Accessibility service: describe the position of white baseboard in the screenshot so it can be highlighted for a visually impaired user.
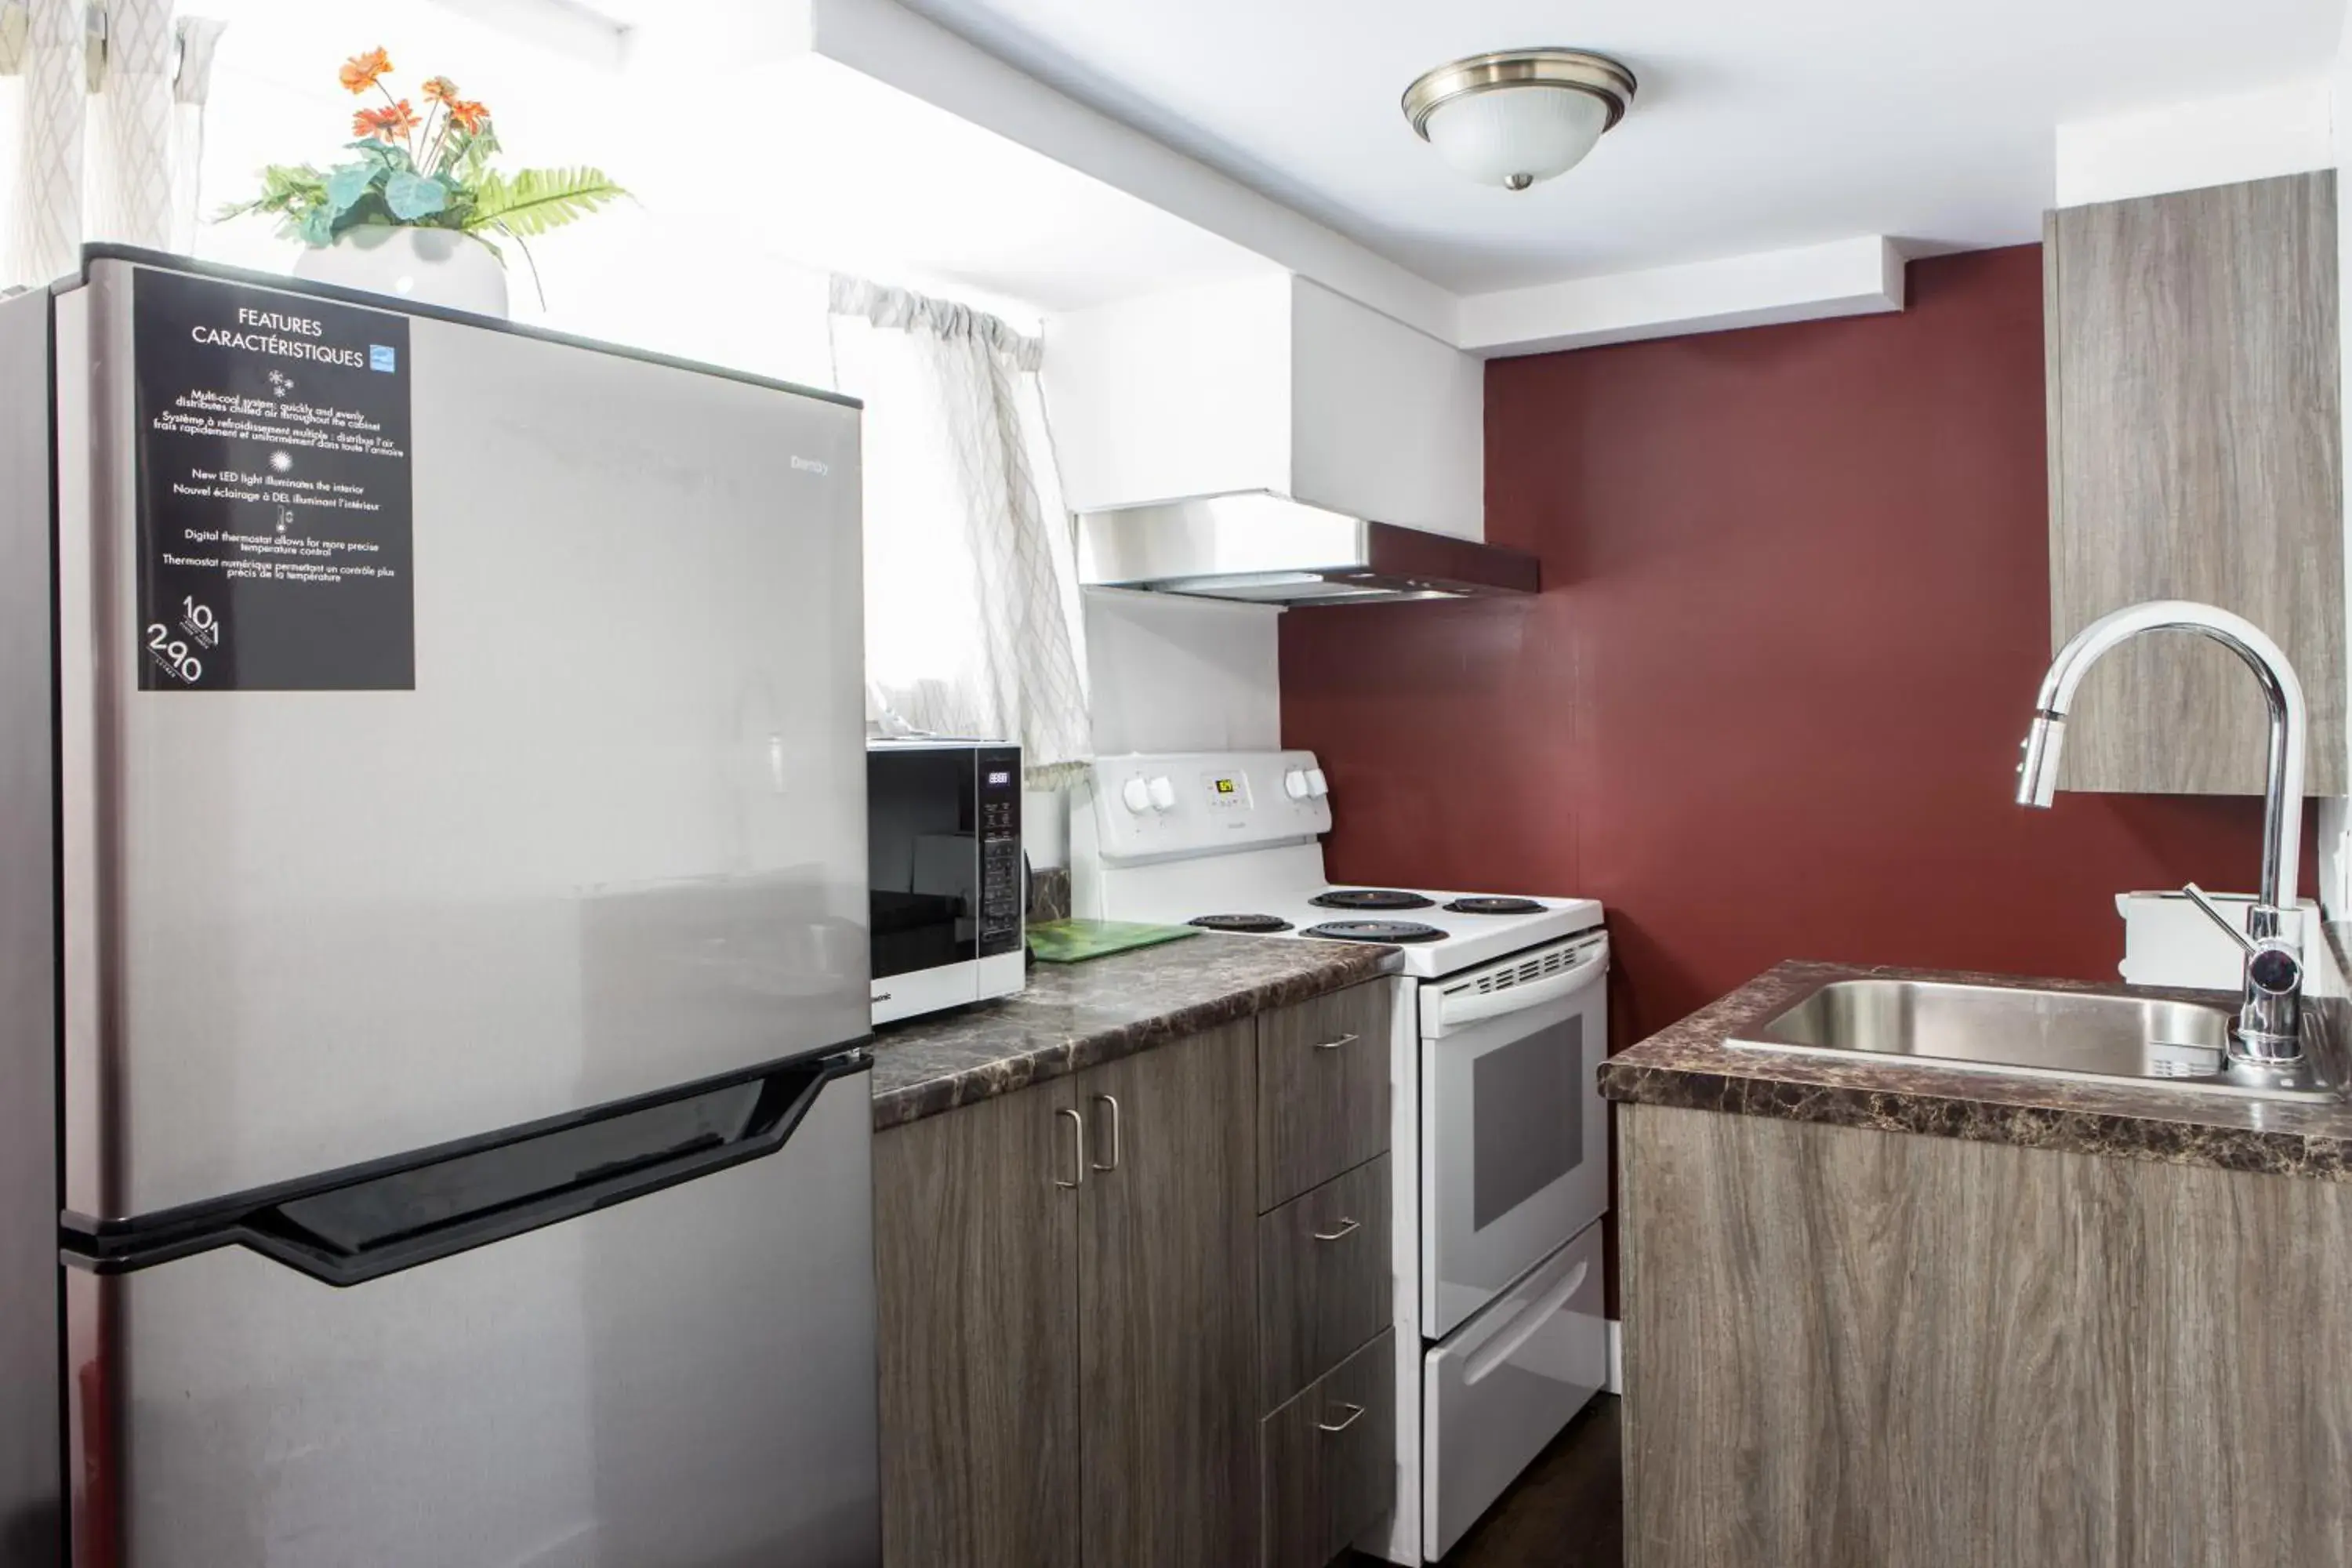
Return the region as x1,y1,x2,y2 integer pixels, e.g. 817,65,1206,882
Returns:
1606,1318,1623,1396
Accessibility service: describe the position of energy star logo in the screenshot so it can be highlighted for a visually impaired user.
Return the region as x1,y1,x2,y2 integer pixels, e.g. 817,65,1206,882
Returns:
368,344,397,372
791,456,829,476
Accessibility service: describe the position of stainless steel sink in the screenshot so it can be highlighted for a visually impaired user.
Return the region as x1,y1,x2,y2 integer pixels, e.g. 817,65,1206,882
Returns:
1727,978,2339,1102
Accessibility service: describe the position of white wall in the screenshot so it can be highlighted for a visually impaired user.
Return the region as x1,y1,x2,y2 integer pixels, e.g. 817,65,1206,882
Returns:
1082,588,1281,756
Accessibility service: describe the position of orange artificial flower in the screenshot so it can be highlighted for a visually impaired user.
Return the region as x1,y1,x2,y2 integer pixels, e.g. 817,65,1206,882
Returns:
353,100,421,141
339,48,392,95
420,75,459,104
448,99,491,133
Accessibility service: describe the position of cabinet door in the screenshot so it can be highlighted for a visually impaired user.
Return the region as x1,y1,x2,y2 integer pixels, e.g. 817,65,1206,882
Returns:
2046,171,2345,794
876,1082,1082,1568
1077,1022,1261,1568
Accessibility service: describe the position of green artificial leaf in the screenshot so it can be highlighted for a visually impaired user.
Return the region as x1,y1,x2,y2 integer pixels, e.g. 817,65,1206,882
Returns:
296,205,336,248
383,170,449,221
323,163,376,217
464,167,627,239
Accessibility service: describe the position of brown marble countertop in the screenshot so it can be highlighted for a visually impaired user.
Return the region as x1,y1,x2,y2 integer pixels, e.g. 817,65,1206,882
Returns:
1600,959,2352,1182
866,932,1402,1131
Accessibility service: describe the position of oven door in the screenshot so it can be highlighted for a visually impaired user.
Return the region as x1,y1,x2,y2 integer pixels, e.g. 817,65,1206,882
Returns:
1418,931,1609,1341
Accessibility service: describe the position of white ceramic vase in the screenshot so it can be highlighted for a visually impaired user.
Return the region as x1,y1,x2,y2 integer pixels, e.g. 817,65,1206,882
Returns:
292,226,510,318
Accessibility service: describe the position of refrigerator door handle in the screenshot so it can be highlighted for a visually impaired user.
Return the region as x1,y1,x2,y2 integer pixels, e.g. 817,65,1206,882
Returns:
65,1051,870,1288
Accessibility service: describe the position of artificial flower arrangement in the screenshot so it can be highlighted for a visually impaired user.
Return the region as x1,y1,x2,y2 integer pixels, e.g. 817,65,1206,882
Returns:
220,48,624,281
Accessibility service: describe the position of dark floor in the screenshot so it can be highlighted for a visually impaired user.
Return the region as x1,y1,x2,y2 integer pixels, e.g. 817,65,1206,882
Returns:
1347,1393,1623,1568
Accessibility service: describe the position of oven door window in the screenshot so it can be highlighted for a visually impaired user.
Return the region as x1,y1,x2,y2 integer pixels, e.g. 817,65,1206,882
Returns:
1472,1014,1584,1230
869,749,977,979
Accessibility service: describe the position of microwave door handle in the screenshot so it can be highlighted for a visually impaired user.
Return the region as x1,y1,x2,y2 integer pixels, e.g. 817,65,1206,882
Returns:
1435,949,1607,1032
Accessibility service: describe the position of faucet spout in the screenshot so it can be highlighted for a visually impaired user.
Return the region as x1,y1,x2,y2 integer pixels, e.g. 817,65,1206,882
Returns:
2016,600,2309,1065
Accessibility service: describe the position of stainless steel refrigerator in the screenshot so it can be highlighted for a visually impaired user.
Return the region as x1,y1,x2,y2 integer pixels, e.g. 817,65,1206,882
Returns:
0,249,879,1566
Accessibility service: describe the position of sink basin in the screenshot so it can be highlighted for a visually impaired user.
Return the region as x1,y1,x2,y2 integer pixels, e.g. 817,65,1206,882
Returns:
1727,978,2339,1102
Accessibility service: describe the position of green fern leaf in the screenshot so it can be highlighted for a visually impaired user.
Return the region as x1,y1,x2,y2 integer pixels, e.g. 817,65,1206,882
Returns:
463,167,627,241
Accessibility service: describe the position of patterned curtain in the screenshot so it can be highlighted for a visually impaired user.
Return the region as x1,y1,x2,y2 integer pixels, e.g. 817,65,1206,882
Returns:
829,275,1093,786
0,0,225,290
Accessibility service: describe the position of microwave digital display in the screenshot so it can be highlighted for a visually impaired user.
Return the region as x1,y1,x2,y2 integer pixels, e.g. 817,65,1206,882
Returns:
986,770,1011,786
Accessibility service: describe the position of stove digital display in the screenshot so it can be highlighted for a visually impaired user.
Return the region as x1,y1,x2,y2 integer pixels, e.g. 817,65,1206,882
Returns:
1199,771,1250,810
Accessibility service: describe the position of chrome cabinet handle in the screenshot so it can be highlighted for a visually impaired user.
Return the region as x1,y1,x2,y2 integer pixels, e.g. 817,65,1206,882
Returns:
1054,1108,1085,1189
1312,1216,1360,1243
1317,1402,1367,1434
1315,1032,1359,1052
1089,1093,1120,1172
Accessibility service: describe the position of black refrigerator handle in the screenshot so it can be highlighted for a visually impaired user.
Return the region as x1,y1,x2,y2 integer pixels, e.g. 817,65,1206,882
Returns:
65,1051,869,1287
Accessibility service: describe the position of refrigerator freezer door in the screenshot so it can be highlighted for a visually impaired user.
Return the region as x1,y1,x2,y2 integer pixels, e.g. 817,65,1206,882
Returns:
63,258,869,1220
69,1058,880,1567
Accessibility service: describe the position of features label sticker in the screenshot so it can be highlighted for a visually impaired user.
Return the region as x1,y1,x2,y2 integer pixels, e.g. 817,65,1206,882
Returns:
132,267,415,691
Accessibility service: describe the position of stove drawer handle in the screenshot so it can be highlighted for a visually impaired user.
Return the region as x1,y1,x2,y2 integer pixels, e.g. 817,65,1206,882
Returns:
1314,1032,1359,1053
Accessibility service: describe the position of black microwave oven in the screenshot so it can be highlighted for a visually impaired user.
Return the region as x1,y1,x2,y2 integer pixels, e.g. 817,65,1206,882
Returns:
867,739,1025,1024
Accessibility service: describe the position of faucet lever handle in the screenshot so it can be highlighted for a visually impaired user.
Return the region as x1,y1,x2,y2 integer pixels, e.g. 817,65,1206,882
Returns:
2181,883,2260,958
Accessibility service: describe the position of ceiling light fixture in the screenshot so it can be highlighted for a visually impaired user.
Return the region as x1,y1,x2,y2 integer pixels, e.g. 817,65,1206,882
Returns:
1402,49,1637,191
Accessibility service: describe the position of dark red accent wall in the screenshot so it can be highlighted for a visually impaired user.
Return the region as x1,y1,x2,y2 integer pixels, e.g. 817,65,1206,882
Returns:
1281,245,2314,1049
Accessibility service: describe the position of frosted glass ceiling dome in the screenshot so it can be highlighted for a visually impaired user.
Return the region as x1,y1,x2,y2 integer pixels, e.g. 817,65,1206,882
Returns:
1403,49,1637,192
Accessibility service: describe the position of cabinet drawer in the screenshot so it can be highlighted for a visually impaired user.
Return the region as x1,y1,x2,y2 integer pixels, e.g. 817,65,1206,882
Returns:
1259,1154,1391,1410
1260,1328,1395,1568
1258,982,1392,1212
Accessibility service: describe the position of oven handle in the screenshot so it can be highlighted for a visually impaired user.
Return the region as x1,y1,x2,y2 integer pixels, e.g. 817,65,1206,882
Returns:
1429,946,1606,1034
1463,1258,1590,1386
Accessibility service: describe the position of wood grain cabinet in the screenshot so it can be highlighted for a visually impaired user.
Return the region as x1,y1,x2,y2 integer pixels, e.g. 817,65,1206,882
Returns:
1076,1022,1260,1568
876,1022,1258,1568
874,1078,1081,1568
2044,170,2346,794
876,982,1398,1568
1621,1103,2352,1568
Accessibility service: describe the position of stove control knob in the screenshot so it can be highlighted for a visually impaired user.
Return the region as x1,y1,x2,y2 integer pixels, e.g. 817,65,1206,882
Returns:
1283,768,1312,800
1120,777,1152,815
1147,776,1178,812
1306,768,1330,798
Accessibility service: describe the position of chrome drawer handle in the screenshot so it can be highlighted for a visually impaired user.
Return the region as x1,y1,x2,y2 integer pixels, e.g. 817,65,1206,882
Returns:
1314,1032,1359,1052
1318,1402,1367,1434
1312,1217,1361,1243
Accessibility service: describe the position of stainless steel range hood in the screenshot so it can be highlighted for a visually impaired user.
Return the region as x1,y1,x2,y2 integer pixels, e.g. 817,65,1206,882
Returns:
1075,492,1541,606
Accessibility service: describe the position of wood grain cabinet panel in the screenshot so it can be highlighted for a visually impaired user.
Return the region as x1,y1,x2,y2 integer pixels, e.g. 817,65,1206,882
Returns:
1260,1329,1397,1568
1258,1153,1392,1411
1258,982,1392,1212
1620,1103,2352,1568
1076,1021,1261,1568
2045,171,2345,794
874,1080,1081,1568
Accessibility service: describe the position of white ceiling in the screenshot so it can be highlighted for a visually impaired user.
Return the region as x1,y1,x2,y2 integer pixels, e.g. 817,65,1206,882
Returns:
892,0,2345,293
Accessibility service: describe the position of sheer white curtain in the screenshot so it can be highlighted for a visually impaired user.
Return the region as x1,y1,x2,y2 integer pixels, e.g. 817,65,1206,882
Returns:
1,0,225,290
829,275,1091,785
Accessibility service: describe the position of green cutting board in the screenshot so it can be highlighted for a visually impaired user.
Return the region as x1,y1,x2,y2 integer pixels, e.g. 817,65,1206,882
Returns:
1027,919,1202,964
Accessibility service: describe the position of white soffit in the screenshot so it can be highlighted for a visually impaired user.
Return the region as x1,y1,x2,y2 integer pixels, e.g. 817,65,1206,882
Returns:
2054,78,2334,208
1459,236,1905,358
486,0,1922,350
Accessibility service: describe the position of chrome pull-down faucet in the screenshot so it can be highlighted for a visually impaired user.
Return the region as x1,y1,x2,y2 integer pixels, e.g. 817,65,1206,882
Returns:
2016,600,2308,1067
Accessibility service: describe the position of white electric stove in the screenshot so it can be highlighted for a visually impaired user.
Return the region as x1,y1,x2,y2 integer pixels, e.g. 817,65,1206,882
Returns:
1071,750,1613,1564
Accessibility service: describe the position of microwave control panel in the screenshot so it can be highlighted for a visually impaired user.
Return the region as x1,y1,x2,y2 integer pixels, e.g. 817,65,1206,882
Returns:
976,746,1024,956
